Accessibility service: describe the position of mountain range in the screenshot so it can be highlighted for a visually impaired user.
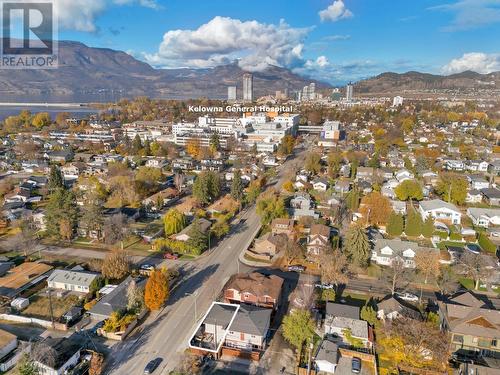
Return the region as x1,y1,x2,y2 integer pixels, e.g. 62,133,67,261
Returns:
0,40,498,102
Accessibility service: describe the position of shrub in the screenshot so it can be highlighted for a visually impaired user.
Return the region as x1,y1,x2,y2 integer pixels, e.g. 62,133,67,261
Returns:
478,233,496,254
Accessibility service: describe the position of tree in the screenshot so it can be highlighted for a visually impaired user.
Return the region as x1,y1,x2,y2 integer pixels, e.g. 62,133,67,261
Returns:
415,249,441,284
127,279,144,312
342,328,364,348
458,252,493,290
343,224,370,268
382,258,410,295
103,214,129,245
186,139,201,159
386,212,404,236
192,171,221,205
436,266,458,297
283,180,295,193
421,216,434,238
305,152,321,174
132,134,142,154
16,353,39,375
174,173,184,193
209,133,220,154
436,173,468,205
284,239,304,265
359,192,392,226
230,170,244,201
80,195,104,238
345,187,360,211
378,318,449,371
48,165,63,192
89,352,104,375
45,188,78,239
186,219,209,254
395,180,423,201
163,209,186,236
282,309,315,352
31,112,51,129
144,269,169,310
320,249,350,290
405,208,423,237
360,302,378,327
102,249,130,280
278,135,295,155
256,192,288,225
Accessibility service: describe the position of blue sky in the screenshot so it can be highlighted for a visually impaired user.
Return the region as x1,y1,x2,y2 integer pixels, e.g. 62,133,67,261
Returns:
53,0,500,83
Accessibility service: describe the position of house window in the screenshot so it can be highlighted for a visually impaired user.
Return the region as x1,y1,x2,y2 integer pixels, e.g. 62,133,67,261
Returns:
452,334,464,343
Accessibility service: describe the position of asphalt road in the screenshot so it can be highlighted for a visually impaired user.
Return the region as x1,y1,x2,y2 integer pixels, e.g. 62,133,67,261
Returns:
105,147,308,375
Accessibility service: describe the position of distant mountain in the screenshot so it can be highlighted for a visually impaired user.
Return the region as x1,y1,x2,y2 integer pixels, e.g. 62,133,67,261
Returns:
0,40,329,102
354,70,500,94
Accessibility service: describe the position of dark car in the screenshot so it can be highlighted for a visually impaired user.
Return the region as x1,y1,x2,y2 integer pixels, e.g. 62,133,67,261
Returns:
287,265,305,272
144,358,163,374
351,357,361,373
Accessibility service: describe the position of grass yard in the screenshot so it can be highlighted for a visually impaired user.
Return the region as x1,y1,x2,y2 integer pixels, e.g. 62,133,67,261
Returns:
458,278,487,292
23,294,80,320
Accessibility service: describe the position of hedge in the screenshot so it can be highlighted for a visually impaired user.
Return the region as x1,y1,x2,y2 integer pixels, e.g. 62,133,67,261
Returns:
478,233,497,254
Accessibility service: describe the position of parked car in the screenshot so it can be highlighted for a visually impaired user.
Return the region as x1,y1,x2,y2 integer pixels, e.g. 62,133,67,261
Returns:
351,357,361,373
315,283,334,289
287,265,305,273
144,358,163,374
164,252,179,260
140,264,155,271
395,292,419,302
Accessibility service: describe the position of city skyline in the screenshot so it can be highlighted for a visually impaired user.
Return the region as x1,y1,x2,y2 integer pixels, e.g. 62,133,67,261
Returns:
20,0,500,84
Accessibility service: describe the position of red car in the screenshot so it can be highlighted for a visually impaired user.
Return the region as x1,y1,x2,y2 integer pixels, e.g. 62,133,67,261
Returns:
164,252,179,260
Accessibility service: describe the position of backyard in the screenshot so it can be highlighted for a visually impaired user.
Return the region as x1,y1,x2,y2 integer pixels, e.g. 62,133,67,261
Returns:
22,293,80,320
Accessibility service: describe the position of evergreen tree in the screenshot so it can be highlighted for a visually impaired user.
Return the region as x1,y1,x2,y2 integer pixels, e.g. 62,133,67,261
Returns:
343,224,370,268
230,169,244,201
132,134,142,154
209,133,220,153
187,219,208,255
48,165,63,192
422,216,435,238
45,188,79,239
192,171,221,205
405,208,423,237
143,139,151,156
386,212,404,236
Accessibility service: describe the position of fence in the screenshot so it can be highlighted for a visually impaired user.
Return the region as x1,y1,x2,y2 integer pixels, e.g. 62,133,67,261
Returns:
0,313,68,330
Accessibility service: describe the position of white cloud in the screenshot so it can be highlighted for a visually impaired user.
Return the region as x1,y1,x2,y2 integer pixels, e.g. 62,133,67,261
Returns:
53,0,158,32
144,16,312,71
429,0,500,31
442,52,500,74
319,0,353,22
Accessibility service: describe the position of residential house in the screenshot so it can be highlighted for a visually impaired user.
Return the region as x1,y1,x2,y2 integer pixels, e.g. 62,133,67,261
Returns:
376,295,421,321
419,199,462,225
466,160,489,173
289,193,319,220
33,336,82,375
174,218,211,242
224,272,284,310
371,239,420,268
252,232,287,260
355,167,374,181
0,329,19,372
445,159,465,171
44,149,74,163
468,175,490,191
488,161,500,176
314,338,340,374
467,208,500,228
467,189,484,204
395,169,414,182
307,224,331,256
189,302,271,360
390,200,407,215
324,302,372,349
0,262,53,298
47,269,98,293
481,188,500,206
312,178,329,192
270,218,295,239
145,157,168,169
334,180,351,194
89,276,146,320
438,292,500,358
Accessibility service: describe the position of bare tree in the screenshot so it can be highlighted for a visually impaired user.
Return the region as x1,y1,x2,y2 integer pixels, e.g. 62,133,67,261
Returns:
103,214,129,245
319,249,350,290
457,252,493,290
382,257,411,295
102,249,130,280
415,249,441,284
436,266,458,297
31,341,58,369
174,172,184,194
283,239,304,266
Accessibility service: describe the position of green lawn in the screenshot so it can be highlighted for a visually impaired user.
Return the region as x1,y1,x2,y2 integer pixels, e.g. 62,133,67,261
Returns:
459,278,487,292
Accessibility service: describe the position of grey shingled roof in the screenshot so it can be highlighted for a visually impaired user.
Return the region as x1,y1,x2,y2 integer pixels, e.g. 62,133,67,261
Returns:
315,338,339,363
326,302,360,319
229,304,271,336
419,199,460,213
47,269,98,288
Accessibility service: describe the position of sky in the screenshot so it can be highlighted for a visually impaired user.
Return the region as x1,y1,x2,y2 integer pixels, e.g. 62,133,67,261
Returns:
45,0,500,83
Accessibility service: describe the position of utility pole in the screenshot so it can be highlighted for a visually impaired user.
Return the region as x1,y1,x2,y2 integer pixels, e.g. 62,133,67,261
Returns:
47,289,55,329
186,291,198,323
306,339,314,375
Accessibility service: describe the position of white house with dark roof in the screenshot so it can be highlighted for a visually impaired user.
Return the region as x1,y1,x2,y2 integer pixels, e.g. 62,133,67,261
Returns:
371,239,420,268
419,199,461,225
324,302,371,349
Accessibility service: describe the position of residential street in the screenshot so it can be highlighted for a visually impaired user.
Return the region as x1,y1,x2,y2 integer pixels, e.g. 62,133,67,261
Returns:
104,147,308,374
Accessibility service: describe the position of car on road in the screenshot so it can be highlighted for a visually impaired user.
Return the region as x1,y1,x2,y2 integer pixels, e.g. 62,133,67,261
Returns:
140,264,155,271
351,357,361,373
164,252,179,260
315,283,334,289
395,292,419,302
144,358,163,374
287,265,305,272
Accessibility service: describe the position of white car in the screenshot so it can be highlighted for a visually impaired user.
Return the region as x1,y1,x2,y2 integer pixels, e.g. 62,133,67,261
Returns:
315,283,334,290
395,292,419,302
